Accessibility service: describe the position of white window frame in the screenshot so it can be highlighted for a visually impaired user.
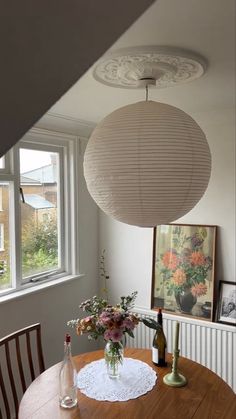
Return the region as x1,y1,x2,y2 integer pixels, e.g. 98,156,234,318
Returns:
0,128,80,298
0,187,2,211
0,154,10,173
0,223,4,250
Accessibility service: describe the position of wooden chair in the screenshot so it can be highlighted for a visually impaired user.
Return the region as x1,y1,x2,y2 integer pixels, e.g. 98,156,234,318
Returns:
0,323,45,419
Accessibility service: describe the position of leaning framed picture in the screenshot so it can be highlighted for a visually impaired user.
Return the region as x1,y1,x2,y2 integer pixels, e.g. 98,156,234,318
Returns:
151,224,217,321
217,281,236,326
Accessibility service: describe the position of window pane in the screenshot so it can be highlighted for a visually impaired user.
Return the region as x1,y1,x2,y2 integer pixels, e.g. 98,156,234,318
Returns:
0,183,11,291
0,157,5,169
20,149,60,279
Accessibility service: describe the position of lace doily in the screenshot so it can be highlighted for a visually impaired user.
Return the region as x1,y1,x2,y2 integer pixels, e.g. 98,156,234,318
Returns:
77,357,157,402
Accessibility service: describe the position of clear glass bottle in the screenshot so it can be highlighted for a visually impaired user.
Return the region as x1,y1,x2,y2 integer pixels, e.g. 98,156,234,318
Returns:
59,334,77,408
152,308,167,367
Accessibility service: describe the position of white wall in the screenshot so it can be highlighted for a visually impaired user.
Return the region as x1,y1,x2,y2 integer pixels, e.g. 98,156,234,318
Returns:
0,105,234,375
99,108,235,310
0,134,99,367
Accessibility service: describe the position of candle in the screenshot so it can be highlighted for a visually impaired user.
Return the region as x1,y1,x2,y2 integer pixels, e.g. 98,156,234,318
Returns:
174,321,180,351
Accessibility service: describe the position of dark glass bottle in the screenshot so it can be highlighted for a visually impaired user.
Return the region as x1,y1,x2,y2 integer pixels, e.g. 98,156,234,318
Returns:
152,308,167,367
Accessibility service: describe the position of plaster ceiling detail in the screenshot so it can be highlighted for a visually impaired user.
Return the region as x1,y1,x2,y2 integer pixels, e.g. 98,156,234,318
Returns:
47,0,235,124
93,46,206,89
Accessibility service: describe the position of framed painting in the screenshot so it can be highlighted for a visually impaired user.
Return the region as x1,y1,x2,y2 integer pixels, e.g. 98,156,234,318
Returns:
217,281,236,326
151,224,217,321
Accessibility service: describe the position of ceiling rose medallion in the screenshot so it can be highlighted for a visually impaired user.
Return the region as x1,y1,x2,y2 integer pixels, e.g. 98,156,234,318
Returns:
93,46,206,89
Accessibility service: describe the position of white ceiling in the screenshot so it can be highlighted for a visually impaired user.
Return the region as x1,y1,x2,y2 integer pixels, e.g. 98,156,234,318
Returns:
48,0,235,126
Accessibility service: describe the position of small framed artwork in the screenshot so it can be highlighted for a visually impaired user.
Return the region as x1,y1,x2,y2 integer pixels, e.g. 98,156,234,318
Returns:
217,281,236,326
151,224,217,321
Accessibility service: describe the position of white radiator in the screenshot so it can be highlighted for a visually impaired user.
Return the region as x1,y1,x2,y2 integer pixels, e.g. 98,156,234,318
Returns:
127,307,236,392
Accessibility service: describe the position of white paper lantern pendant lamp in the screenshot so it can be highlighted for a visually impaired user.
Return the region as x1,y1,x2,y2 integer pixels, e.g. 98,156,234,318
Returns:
84,47,211,227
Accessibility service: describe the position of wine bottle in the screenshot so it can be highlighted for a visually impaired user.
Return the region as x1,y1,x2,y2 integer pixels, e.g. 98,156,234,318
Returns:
59,334,77,408
152,308,167,367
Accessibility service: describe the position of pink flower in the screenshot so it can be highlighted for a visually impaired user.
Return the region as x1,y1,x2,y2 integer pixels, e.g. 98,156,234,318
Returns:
191,283,208,297
109,328,123,342
99,311,113,326
113,312,122,323
122,318,135,330
99,315,111,326
100,311,111,320
104,329,113,341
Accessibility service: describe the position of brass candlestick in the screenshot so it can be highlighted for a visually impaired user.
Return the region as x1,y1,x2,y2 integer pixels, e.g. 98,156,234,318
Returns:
163,349,187,387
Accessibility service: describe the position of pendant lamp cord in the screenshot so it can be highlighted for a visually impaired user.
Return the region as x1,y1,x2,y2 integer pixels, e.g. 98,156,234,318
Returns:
145,84,149,101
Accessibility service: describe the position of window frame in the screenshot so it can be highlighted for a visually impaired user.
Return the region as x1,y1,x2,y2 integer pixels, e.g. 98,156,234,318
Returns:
0,187,2,211
0,223,4,250
0,154,10,172
19,141,65,283
0,128,80,297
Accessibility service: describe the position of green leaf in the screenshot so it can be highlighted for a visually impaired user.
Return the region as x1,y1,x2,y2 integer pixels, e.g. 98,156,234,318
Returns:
142,318,160,330
126,329,135,338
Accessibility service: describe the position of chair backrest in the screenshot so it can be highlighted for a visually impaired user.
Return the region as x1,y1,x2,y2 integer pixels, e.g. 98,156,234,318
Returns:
0,323,45,419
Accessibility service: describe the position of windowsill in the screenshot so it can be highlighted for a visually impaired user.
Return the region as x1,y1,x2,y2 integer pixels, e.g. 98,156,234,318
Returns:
0,273,85,304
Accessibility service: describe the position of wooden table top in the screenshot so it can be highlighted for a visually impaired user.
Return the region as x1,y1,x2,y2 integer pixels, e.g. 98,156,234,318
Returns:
19,348,236,419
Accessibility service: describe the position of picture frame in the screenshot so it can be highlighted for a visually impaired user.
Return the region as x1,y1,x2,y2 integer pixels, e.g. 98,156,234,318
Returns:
151,224,217,321
217,281,236,326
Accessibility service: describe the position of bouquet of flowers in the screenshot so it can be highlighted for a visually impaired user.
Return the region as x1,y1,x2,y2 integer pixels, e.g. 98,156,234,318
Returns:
67,291,139,343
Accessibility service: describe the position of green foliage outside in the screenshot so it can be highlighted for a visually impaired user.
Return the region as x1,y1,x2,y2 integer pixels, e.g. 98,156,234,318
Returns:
0,264,10,290
22,216,58,276
0,216,58,290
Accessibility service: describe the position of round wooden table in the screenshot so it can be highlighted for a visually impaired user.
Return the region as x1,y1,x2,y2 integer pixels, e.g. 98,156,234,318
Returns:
19,348,236,419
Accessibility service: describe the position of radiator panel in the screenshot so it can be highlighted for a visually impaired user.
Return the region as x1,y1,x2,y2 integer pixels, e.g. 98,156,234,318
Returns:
127,310,236,392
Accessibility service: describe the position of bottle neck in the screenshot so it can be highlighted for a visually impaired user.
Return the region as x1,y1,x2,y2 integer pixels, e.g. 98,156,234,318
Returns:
64,341,72,358
157,309,163,327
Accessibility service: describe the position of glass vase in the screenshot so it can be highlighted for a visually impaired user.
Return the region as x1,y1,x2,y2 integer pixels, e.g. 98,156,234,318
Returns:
104,340,124,378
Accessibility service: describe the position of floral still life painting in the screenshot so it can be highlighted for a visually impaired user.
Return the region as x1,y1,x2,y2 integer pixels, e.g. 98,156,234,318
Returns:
151,224,216,320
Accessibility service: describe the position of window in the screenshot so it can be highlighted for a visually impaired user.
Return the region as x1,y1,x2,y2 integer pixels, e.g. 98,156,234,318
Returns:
20,148,60,280
0,128,79,296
